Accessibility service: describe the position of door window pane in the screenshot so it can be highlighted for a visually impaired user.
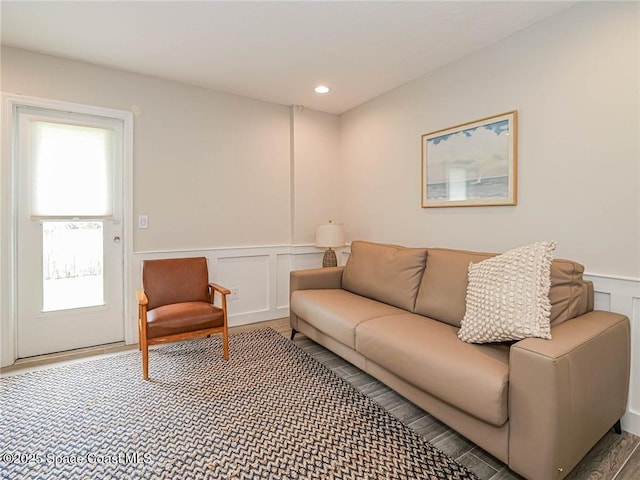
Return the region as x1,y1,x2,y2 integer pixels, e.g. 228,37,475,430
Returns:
31,121,113,217
42,221,104,312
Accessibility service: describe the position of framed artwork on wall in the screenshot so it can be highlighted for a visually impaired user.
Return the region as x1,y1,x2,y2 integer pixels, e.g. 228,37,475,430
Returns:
421,111,517,208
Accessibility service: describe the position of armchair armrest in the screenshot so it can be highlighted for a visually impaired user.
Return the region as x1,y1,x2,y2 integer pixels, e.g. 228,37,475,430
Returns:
209,283,231,296
136,290,149,339
290,266,345,294
208,283,230,309
136,290,148,307
509,311,630,480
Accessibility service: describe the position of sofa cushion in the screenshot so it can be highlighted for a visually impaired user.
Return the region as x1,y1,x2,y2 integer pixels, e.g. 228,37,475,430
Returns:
414,248,492,327
549,259,590,325
356,314,510,427
290,289,405,349
415,247,591,328
342,241,427,312
458,241,555,343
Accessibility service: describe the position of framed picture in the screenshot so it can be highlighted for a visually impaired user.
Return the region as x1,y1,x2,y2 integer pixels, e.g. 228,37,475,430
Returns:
421,111,517,208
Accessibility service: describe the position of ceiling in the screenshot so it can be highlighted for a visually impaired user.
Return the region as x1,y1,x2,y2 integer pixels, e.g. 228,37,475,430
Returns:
1,1,578,114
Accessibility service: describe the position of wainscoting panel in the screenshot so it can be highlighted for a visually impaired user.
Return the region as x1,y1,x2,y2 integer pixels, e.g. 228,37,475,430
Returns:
585,273,640,437
292,252,325,270
276,254,293,310
594,291,612,311
217,255,270,316
129,245,324,342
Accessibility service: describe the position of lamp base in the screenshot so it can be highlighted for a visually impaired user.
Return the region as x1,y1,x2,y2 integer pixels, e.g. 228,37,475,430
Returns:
322,248,337,268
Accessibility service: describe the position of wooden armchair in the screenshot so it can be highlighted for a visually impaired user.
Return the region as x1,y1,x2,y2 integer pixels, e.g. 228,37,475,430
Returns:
136,257,230,380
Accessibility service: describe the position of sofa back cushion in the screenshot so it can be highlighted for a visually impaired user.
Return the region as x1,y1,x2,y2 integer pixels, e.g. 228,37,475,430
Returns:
549,258,591,325
342,241,427,312
414,247,592,328
414,249,491,327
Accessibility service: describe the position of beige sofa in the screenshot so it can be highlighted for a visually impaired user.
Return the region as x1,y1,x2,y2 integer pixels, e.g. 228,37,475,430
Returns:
289,241,630,480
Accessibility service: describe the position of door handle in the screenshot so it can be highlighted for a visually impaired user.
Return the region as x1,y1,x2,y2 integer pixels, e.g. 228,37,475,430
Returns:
113,236,121,243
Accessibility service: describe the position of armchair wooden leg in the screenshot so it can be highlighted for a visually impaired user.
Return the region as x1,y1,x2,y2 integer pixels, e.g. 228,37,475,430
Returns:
290,329,297,341
221,294,229,360
222,328,229,360
141,337,149,380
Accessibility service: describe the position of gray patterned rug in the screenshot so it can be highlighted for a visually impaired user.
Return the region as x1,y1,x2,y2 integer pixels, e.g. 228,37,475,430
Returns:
0,328,478,480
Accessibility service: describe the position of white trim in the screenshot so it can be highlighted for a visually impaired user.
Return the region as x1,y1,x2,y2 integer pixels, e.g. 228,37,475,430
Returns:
133,243,321,256
623,410,640,438
1,95,18,367
585,272,640,283
0,93,134,367
1,93,136,124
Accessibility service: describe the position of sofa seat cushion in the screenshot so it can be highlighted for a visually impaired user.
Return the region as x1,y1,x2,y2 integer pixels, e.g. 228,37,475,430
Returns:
290,289,405,349
356,314,510,427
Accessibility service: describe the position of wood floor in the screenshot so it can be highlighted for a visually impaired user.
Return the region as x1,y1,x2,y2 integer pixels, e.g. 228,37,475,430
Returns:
3,317,639,480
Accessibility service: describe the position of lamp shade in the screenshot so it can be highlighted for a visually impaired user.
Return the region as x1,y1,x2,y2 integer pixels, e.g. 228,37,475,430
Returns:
315,222,345,248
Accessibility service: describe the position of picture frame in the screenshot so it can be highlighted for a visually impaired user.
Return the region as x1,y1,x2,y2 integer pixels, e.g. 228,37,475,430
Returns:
421,111,517,208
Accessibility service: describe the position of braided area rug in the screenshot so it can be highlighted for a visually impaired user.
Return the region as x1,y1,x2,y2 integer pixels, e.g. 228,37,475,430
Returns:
1,328,478,480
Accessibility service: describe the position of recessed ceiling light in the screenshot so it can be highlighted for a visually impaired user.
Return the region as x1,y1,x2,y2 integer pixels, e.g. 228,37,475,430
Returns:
314,85,331,94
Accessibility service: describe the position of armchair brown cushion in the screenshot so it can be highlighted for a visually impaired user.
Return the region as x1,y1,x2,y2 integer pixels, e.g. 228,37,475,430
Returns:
143,257,210,310
146,302,224,339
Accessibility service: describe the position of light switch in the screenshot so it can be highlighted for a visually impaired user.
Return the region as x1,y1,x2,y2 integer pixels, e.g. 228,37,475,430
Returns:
138,215,148,229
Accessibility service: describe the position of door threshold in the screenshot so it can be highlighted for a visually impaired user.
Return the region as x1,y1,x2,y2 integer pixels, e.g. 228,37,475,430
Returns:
2,342,136,376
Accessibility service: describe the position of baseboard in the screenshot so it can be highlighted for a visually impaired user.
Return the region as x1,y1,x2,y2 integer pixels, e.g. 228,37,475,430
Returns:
622,409,640,436
228,307,290,327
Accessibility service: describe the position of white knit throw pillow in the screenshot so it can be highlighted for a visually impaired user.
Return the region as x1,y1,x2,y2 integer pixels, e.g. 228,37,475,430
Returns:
458,241,556,343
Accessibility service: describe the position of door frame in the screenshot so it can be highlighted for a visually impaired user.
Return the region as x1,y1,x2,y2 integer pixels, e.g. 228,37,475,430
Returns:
1,93,134,367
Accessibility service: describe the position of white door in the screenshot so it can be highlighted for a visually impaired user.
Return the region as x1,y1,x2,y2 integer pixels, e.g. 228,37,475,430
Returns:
15,106,125,358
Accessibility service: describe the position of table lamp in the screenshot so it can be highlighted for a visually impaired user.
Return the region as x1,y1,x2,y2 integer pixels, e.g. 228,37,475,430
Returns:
315,221,345,268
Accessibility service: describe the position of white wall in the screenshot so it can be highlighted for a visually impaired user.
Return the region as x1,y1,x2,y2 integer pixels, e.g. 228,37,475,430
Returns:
1,46,292,251
1,47,344,252
291,106,343,244
339,1,640,435
340,1,639,278
0,47,341,367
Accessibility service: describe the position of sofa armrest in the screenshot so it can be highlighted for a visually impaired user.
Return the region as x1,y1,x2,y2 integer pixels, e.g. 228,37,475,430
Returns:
290,266,345,293
509,311,630,480
289,267,345,332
